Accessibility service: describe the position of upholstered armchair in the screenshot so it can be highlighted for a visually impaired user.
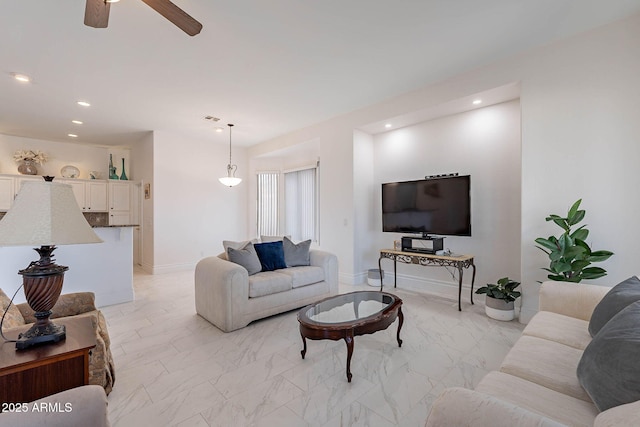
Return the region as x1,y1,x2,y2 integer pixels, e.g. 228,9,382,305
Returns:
1,290,115,395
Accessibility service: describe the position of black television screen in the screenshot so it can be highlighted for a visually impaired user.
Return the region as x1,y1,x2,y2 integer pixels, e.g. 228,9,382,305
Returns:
382,175,471,236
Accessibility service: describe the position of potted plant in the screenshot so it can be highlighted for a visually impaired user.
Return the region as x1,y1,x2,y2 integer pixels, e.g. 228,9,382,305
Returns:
475,277,521,321
535,199,613,282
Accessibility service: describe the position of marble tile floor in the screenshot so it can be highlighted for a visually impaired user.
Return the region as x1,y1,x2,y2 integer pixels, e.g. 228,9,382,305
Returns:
102,269,524,427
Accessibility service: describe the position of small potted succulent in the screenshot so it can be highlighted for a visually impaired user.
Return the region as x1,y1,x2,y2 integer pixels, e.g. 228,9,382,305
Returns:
475,277,521,321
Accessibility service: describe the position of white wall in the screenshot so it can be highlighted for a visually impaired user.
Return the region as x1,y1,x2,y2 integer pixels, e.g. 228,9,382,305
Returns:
372,100,522,296
353,129,376,284
131,132,154,270
516,14,640,321
151,130,248,273
250,13,640,322
0,134,110,179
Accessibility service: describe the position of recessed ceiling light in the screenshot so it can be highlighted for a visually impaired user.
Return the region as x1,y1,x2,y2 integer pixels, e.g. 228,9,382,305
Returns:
72,120,83,125
385,123,392,128
215,127,224,132
77,101,91,107
472,99,482,105
12,73,31,83
68,133,78,138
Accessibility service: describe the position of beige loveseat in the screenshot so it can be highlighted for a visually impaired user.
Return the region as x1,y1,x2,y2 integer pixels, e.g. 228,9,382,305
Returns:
195,249,338,332
426,281,640,427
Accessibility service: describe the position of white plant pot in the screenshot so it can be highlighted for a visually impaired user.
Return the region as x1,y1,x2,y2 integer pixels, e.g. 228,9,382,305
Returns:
485,296,515,321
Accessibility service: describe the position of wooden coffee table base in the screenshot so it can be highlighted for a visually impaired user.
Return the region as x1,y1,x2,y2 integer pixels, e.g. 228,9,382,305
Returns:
299,294,403,383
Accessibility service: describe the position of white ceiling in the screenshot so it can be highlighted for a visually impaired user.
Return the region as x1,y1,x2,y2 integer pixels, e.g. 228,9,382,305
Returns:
1,1,639,147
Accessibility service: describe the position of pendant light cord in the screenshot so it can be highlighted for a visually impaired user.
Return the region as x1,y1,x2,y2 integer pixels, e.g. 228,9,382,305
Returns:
228,123,234,169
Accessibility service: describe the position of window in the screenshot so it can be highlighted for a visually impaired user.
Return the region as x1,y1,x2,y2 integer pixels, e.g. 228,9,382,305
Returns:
256,171,279,236
285,166,318,242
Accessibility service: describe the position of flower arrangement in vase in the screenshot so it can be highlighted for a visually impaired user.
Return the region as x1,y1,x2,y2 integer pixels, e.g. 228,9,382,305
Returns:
13,149,48,175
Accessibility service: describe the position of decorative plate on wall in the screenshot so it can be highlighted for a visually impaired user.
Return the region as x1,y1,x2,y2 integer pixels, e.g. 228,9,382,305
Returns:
61,165,80,178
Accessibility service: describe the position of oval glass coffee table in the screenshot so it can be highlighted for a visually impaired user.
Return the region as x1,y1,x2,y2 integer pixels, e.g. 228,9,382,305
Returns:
297,291,403,382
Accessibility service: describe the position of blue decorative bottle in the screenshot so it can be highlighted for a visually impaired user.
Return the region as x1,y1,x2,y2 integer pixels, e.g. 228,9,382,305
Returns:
109,154,119,180
120,158,128,180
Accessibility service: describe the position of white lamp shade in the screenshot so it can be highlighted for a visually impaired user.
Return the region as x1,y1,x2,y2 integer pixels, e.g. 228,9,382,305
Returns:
0,181,102,246
218,176,242,187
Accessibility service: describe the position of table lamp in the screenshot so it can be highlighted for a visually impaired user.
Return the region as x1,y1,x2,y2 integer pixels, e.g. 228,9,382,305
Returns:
0,178,102,350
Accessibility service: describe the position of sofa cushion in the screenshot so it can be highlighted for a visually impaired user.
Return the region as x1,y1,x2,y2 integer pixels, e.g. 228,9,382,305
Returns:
476,371,598,427
223,239,251,253
0,288,25,329
589,276,640,336
279,266,324,288
222,239,260,260
227,242,262,276
254,241,287,271
500,335,591,402
522,311,592,350
248,271,292,298
283,236,311,267
594,400,640,426
577,300,640,411
426,387,566,427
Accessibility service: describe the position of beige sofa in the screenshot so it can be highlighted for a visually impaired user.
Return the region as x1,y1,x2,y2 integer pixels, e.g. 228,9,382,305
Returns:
195,249,338,332
426,281,640,427
0,385,110,427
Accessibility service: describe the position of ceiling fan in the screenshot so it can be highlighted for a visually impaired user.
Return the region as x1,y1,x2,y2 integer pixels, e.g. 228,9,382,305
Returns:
84,0,202,36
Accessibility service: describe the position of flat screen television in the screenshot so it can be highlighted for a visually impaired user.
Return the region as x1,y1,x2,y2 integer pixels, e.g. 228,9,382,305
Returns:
382,175,471,236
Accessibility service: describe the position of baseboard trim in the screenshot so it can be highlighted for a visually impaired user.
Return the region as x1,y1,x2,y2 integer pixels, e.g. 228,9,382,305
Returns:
384,272,472,299
339,271,368,285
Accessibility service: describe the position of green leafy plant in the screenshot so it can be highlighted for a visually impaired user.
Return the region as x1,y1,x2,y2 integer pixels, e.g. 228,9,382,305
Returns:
475,277,521,303
535,199,613,282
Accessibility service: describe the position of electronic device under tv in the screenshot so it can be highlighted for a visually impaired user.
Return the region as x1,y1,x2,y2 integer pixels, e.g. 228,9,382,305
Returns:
381,175,471,240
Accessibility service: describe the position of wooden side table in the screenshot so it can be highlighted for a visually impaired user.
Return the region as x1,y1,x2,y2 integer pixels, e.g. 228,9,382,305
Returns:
0,316,96,404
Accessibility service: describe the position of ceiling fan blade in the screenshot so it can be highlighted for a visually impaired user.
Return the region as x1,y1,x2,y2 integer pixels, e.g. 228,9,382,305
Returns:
140,0,203,36
84,0,110,28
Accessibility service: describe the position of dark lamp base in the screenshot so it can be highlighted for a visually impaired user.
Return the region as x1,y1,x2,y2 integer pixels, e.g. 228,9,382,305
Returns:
16,322,66,350
16,245,69,350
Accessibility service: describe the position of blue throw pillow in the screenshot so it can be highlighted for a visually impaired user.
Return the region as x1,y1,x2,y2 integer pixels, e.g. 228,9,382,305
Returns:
254,241,287,271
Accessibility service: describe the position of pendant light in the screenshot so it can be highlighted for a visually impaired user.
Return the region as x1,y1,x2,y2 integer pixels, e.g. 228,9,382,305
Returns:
219,123,242,187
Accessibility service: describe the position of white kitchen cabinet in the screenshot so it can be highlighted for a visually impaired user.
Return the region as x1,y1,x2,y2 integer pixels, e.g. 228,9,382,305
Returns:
60,179,108,212
1,175,48,211
109,181,132,225
62,180,87,210
0,176,14,211
86,181,108,211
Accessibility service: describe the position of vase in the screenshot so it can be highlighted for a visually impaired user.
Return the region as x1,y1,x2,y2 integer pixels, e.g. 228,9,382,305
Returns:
109,154,119,180
18,159,38,175
119,158,128,180
484,296,515,321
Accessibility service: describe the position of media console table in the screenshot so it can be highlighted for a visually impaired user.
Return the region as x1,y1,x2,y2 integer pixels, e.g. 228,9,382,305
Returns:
378,249,476,311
